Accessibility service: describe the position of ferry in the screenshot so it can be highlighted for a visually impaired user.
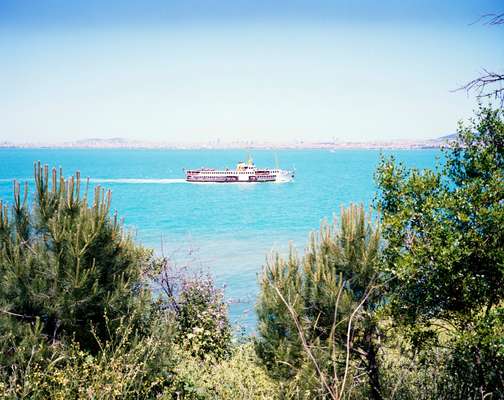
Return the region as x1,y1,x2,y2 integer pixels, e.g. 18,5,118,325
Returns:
184,157,294,183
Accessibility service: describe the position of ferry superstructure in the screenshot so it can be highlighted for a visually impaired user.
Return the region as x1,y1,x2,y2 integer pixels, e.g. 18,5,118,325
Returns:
184,158,294,183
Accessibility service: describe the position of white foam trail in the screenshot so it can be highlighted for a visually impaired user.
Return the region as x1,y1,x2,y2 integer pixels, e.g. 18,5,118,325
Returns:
89,178,187,184
1,178,293,185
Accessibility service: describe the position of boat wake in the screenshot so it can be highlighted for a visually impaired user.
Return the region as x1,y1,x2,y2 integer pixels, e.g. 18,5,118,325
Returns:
1,178,292,185
89,178,187,184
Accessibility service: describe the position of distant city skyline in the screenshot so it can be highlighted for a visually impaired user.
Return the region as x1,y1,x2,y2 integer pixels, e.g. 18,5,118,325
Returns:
1,0,503,144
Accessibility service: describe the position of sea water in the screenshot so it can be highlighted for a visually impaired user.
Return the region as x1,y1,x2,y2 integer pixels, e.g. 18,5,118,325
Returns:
0,148,440,330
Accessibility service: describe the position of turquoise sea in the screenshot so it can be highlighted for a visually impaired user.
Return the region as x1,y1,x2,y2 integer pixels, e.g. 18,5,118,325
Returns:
0,149,440,330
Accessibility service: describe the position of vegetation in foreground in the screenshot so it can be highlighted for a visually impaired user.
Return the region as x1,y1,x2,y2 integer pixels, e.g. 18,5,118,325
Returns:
0,106,503,399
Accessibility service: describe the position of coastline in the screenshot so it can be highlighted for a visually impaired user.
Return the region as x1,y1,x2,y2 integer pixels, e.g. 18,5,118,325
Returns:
0,137,453,151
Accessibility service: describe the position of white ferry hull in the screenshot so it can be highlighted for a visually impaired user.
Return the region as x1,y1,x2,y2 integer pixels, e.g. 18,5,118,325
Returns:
185,173,294,183
185,170,294,183
184,158,294,183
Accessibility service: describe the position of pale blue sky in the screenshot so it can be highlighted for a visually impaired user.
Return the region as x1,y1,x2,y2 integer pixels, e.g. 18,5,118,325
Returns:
0,0,503,143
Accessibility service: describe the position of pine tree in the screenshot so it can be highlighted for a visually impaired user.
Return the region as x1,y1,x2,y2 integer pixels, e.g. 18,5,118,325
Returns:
0,162,152,361
256,204,383,399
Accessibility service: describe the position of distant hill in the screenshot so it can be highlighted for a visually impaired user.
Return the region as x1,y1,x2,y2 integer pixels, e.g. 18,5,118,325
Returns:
71,138,132,146
436,133,457,141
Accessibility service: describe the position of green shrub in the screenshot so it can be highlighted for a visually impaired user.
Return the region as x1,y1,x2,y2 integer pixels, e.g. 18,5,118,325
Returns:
153,260,232,360
439,307,504,399
1,310,176,399
164,342,278,400
176,272,231,359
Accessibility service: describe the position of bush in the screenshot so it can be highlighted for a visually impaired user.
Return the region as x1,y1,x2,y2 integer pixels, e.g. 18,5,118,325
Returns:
153,258,232,360
176,272,231,359
164,342,278,400
1,310,176,399
440,307,504,398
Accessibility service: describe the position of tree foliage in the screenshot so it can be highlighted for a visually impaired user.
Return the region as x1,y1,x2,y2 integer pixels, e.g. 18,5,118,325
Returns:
256,204,384,399
0,163,152,363
375,106,504,397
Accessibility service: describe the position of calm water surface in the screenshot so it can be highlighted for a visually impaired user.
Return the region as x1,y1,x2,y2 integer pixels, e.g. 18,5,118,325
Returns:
0,149,440,329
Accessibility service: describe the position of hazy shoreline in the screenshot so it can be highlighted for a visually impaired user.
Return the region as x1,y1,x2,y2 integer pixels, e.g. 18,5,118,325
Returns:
0,136,453,151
